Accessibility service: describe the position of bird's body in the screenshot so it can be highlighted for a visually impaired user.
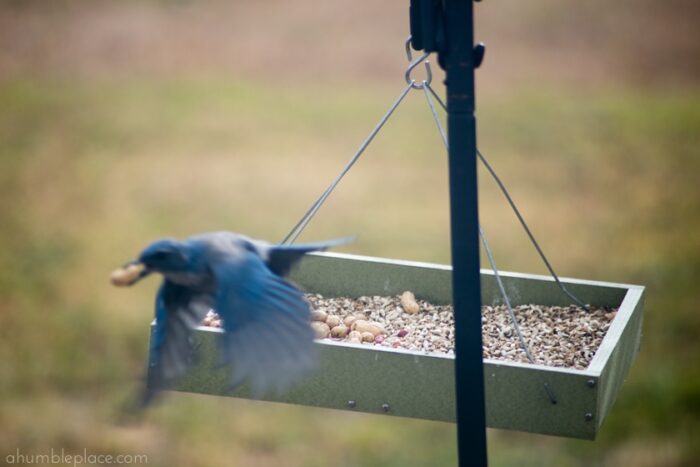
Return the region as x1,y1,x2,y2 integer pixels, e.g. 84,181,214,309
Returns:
113,231,349,408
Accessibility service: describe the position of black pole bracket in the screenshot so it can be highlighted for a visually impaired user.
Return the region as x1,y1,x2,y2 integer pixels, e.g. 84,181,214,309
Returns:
410,0,486,70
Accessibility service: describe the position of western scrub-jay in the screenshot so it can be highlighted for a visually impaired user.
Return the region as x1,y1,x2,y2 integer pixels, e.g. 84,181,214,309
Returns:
111,231,348,407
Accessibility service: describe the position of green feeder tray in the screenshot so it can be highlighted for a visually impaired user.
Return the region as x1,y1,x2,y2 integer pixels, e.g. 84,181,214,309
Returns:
152,251,643,440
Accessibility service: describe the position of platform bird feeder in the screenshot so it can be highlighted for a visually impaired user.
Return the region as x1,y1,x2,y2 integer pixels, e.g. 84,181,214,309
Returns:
153,251,644,440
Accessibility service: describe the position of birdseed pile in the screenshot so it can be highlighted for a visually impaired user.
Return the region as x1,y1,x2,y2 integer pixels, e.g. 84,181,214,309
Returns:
202,292,617,370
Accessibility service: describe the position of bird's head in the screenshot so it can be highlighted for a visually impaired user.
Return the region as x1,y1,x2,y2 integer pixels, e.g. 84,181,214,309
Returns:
111,239,192,287
138,239,191,273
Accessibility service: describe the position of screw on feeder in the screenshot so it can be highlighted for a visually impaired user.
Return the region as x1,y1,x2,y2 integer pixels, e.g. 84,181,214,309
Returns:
381,403,391,413
585,413,594,422
347,400,357,409
587,379,597,388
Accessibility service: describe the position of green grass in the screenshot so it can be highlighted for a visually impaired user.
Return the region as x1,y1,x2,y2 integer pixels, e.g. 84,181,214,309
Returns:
1,77,699,466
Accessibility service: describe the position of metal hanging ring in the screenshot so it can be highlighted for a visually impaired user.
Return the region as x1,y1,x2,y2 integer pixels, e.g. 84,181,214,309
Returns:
405,52,432,89
404,35,432,90
405,35,414,62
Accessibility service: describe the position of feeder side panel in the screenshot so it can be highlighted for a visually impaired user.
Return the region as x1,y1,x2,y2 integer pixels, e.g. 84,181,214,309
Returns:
594,287,645,430
292,252,453,304
173,328,457,422
480,271,627,308
483,360,597,439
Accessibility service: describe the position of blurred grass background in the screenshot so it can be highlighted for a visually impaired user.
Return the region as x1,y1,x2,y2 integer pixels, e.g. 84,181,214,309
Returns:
1,0,699,465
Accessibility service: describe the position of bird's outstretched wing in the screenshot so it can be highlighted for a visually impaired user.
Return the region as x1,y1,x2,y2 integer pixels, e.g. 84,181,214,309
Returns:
140,281,211,407
259,237,354,277
213,250,317,397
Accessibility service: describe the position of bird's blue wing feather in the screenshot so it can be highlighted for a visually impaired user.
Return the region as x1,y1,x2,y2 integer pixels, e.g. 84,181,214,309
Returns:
263,237,353,277
213,251,317,396
142,280,211,406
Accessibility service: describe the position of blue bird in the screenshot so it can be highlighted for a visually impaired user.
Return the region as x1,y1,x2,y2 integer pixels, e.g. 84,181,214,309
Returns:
111,231,349,407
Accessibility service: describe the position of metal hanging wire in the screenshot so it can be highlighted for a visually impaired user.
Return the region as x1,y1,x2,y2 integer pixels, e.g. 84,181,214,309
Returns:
423,88,534,355
280,39,584,402
282,36,586,313
422,86,557,403
422,81,589,312
280,83,413,245
481,222,557,406
281,37,431,245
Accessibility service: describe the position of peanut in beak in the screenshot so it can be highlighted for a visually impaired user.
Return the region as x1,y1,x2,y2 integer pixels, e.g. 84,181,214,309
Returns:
110,262,146,287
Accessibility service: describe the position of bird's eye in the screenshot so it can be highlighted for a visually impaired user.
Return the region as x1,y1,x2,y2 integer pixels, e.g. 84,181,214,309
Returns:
150,251,169,261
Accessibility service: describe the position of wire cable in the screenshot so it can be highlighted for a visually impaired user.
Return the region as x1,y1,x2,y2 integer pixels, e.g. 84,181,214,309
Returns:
425,82,589,312
423,84,536,363
423,83,558,404
281,83,414,245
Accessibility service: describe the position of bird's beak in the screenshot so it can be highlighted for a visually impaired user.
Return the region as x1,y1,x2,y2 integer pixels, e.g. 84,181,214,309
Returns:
110,261,150,287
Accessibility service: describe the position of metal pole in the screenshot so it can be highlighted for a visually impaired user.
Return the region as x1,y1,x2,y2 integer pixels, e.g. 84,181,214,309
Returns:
443,1,488,465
